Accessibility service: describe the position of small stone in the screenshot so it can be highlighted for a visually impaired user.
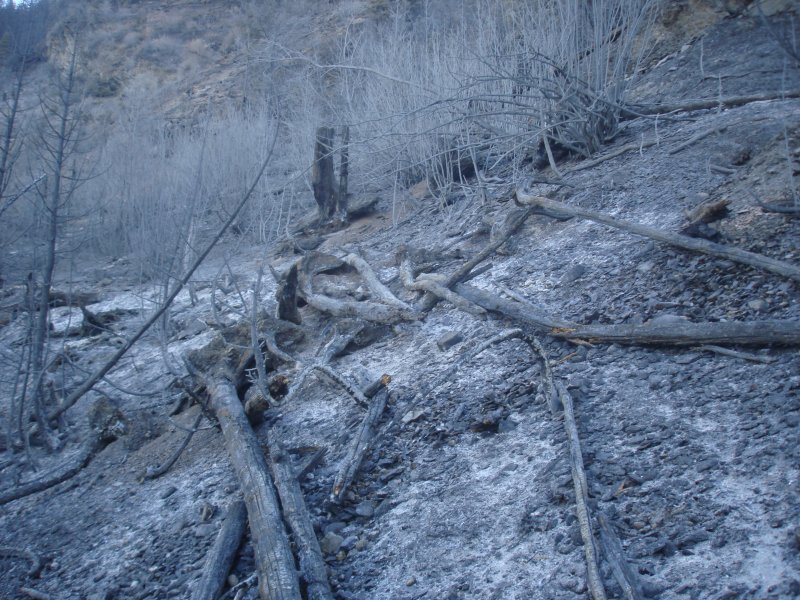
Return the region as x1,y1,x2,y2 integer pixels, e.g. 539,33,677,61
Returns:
747,299,768,312
194,524,216,538
354,539,368,551
227,574,239,587
406,576,417,586
354,501,375,518
320,532,344,554
159,486,177,499
436,331,463,351
695,458,719,472
340,535,359,552
561,264,588,284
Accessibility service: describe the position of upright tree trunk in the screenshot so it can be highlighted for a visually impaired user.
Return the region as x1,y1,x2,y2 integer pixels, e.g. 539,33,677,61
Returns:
311,126,337,223
337,125,349,221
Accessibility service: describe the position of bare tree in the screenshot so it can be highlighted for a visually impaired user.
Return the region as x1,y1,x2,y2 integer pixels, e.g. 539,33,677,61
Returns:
12,30,86,457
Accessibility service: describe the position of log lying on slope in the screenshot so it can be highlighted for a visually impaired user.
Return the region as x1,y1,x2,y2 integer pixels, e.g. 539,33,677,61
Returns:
191,500,248,600
204,376,301,600
515,192,800,283
267,435,334,600
455,284,800,346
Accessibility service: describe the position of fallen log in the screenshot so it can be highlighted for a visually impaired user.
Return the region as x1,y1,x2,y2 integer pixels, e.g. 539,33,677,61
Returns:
417,207,532,313
515,192,800,283
340,253,413,311
0,399,126,506
628,89,800,116
332,377,391,503
267,434,334,600
597,512,644,600
456,284,800,346
191,500,248,600
204,376,301,600
558,381,607,600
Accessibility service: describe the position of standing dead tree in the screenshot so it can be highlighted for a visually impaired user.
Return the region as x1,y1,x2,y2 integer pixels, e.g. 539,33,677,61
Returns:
311,126,350,224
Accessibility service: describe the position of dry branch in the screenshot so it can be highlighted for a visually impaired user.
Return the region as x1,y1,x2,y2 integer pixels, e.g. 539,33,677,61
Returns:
416,207,532,313
597,512,643,600
567,138,659,172
399,256,486,316
204,376,301,600
629,89,800,116
557,381,607,600
458,283,800,346
267,434,334,600
297,256,418,324
668,125,727,155
0,400,124,506
191,500,248,600
332,385,390,503
143,411,204,480
340,253,413,311
515,192,800,283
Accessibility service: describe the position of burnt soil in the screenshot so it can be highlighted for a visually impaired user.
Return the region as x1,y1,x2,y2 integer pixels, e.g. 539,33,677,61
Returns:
1,8,800,600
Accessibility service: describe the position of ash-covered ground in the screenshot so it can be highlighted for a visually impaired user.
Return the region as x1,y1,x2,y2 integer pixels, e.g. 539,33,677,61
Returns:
1,8,799,600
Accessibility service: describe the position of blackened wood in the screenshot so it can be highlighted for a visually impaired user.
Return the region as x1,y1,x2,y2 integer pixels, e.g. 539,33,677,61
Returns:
191,500,247,600
457,283,800,346
312,126,337,223
206,377,301,600
332,387,389,503
337,126,349,219
267,434,334,600
558,382,607,600
515,192,800,283
597,512,644,600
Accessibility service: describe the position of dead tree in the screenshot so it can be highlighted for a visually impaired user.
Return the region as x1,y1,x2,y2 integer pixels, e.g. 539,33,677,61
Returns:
312,126,337,223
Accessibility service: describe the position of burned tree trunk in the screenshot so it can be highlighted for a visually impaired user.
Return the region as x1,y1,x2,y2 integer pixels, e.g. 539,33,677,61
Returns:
337,126,349,222
312,126,337,223
205,377,301,599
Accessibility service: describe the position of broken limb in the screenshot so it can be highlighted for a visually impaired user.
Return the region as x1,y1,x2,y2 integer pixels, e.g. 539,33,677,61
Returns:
339,253,413,311
457,284,800,346
201,374,301,600
143,410,205,480
558,382,607,600
693,344,776,363
0,400,125,506
667,125,727,155
191,500,248,600
332,384,390,503
597,512,644,600
515,192,800,283
567,138,659,172
267,434,334,600
399,255,486,317
629,89,800,116
417,207,533,313
756,201,800,215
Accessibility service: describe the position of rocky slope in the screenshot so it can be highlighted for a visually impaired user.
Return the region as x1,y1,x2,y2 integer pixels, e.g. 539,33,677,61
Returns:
1,3,799,600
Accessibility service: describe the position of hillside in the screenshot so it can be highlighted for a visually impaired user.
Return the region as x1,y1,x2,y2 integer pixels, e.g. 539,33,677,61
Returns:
1,1,800,599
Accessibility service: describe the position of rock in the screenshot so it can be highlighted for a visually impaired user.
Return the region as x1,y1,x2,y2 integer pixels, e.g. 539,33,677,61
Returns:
747,299,768,312
561,263,588,284
340,535,359,552
159,486,177,499
436,331,463,351
354,501,375,518
320,532,344,554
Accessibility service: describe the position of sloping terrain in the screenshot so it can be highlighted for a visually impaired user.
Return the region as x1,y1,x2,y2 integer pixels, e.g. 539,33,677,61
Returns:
1,6,799,600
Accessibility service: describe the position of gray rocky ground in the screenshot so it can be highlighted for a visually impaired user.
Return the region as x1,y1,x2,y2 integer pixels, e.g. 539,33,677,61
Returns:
1,8,799,600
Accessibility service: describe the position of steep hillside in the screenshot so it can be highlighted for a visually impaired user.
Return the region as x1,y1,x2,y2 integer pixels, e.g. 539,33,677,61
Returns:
1,2,799,600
